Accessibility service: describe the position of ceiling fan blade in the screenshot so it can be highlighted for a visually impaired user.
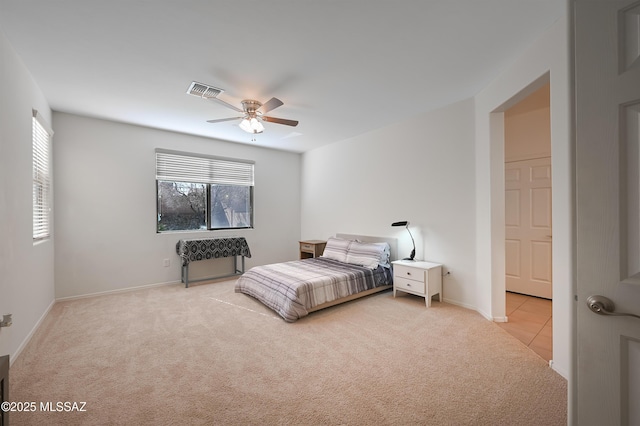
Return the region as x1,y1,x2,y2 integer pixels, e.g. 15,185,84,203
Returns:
209,97,243,113
262,116,299,127
206,117,243,124
257,97,284,114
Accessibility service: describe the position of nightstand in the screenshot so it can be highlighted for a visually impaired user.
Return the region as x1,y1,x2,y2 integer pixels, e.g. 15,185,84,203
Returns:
392,260,443,307
299,240,327,259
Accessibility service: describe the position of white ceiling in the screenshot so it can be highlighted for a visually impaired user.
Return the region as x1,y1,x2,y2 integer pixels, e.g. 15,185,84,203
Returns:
0,1,564,153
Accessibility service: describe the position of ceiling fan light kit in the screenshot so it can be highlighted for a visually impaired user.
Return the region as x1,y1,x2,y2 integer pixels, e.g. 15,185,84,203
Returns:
188,81,298,135
239,117,264,134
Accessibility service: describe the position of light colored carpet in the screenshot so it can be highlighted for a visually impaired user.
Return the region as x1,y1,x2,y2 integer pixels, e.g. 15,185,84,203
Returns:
9,280,567,425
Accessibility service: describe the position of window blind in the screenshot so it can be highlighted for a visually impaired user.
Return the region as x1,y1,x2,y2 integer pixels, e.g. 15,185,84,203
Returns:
155,150,254,186
32,110,53,240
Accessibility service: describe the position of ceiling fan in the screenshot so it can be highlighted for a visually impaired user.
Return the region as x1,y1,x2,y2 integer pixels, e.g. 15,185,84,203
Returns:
187,81,298,134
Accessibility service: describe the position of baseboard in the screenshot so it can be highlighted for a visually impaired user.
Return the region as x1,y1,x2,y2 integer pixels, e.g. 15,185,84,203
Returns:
549,360,569,379
11,298,55,367
441,297,493,321
443,299,508,323
442,297,475,311
55,280,181,302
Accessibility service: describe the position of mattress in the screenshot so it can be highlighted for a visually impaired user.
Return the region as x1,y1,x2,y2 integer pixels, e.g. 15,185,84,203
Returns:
234,257,393,322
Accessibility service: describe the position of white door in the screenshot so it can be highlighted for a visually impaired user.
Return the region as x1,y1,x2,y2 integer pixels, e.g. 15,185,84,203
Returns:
505,157,553,299
575,0,640,424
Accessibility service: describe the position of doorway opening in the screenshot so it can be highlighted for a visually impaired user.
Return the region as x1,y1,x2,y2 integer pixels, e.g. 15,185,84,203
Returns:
496,80,554,361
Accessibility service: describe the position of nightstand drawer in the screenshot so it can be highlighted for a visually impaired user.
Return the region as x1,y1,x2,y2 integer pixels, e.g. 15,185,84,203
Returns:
393,264,424,282
394,276,425,294
300,243,314,252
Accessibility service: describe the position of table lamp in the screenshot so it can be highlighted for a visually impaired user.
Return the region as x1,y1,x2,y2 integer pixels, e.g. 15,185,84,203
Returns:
391,221,415,261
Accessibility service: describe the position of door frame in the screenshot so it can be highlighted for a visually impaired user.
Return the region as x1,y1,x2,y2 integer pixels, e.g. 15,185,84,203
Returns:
488,71,572,373
489,73,551,317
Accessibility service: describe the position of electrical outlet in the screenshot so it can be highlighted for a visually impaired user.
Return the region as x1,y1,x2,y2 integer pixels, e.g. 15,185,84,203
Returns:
163,259,170,267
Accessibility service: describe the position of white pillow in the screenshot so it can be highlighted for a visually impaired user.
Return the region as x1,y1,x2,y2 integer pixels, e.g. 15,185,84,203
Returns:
372,242,391,268
320,237,352,263
345,241,390,269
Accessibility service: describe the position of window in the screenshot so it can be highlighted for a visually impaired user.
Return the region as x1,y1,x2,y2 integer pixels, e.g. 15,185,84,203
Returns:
156,149,254,232
32,110,53,241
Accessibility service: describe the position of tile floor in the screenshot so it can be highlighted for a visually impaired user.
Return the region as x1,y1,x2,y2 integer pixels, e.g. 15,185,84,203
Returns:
498,291,553,362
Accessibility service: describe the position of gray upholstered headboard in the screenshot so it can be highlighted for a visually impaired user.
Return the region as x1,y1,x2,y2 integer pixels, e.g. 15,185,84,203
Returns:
335,233,399,262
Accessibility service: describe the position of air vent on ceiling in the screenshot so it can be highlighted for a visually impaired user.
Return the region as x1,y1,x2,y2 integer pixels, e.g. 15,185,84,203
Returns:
186,81,223,99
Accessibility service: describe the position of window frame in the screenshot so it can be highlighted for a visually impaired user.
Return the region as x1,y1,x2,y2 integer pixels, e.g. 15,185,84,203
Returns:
32,109,53,241
155,149,255,233
207,183,254,230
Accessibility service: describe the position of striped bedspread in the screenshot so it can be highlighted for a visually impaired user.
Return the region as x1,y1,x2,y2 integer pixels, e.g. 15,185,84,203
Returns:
234,257,393,322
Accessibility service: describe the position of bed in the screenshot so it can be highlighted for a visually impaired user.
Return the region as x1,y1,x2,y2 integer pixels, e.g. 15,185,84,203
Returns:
234,234,397,322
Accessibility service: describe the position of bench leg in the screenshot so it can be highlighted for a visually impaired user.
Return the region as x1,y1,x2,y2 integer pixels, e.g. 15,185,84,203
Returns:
234,256,246,274
182,264,190,288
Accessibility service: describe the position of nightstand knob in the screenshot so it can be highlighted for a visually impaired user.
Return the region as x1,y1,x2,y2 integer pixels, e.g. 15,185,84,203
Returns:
406,272,411,276
407,283,411,287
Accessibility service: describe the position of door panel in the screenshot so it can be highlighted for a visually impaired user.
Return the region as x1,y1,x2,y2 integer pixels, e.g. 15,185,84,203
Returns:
531,187,552,228
531,240,552,282
622,101,640,281
574,0,640,424
505,189,520,226
505,157,552,298
505,239,521,277
623,337,640,425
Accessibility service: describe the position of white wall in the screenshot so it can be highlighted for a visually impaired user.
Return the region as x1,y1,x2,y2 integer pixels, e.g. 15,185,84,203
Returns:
301,98,477,308
474,15,572,379
53,113,301,298
505,83,551,162
0,29,55,362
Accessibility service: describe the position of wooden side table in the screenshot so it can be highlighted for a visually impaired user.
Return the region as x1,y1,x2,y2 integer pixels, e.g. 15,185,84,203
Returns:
392,260,443,307
299,240,327,259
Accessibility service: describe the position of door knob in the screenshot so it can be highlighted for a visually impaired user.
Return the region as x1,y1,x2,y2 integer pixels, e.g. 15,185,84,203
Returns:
586,295,640,319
